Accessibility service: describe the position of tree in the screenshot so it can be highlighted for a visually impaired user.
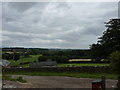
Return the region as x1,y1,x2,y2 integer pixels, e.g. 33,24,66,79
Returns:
52,55,69,63
109,51,120,89
2,53,13,60
38,56,48,62
90,44,104,61
90,19,120,61
24,52,30,57
13,53,20,61
98,19,120,56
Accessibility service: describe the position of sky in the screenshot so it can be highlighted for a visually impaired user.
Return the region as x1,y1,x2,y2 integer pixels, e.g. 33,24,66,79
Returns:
1,2,118,49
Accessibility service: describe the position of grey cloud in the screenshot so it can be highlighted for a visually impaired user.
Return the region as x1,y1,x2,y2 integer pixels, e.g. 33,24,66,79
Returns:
8,2,37,12
2,2,118,49
118,1,120,18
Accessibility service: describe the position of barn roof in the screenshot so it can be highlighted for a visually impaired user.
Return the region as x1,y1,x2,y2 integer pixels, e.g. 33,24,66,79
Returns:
0,59,10,67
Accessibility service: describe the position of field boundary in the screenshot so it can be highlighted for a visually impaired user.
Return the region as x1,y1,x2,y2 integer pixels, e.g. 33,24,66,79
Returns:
3,66,113,73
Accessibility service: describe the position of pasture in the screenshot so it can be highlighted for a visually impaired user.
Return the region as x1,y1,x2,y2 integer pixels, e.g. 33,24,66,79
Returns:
8,55,109,67
69,59,91,62
57,63,109,67
9,55,40,67
3,71,117,79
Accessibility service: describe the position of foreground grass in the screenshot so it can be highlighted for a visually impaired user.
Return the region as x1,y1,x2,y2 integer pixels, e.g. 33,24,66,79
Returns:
57,63,109,67
3,75,27,83
3,71,117,80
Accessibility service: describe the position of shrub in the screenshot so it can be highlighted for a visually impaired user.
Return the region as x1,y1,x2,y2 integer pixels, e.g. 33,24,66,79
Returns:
2,53,13,60
109,51,120,74
2,75,27,83
13,53,20,61
24,53,30,57
16,76,27,83
52,55,69,63
38,56,48,62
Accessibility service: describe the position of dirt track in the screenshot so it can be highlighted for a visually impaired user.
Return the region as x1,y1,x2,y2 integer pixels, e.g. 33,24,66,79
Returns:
3,75,117,88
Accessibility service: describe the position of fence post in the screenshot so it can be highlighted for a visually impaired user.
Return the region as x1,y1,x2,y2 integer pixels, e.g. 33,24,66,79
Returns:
117,75,120,89
101,75,106,90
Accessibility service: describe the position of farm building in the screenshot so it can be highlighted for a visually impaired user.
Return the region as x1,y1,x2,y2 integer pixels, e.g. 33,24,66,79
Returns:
0,59,10,68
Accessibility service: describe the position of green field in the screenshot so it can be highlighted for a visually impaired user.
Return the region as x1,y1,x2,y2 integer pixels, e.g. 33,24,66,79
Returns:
3,71,117,80
8,55,109,67
9,55,41,67
69,59,91,62
57,63,109,67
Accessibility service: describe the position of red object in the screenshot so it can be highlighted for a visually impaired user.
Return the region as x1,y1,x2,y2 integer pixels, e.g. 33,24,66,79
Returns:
92,83,101,90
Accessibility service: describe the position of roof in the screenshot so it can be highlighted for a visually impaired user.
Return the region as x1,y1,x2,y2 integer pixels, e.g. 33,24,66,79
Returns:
0,59,10,67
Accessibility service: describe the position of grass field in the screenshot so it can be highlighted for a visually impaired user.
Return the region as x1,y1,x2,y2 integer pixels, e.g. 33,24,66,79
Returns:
8,54,109,68
3,71,117,80
69,59,91,62
57,63,109,67
9,55,41,67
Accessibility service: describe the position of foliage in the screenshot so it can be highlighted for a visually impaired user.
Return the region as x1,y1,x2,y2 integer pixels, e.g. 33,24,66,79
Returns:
9,55,40,67
38,55,69,63
2,53,13,60
109,51,120,74
13,53,20,61
3,71,117,80
52,55,69,63
2,75,27,83
24,52,30,57
16,76,27,83
2,53,20,61
3,48,91,59
38,56,48,62
90,19,120,61
90,44,105,61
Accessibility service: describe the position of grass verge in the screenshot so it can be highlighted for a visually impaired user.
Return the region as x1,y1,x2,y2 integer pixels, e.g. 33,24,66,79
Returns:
3,75,27,83
3,71,117,80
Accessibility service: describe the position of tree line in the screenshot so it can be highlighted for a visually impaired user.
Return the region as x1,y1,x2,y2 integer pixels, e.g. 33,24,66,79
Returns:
90,18,120,88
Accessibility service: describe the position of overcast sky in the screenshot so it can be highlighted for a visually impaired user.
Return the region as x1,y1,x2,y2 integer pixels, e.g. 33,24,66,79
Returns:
2,2,118,49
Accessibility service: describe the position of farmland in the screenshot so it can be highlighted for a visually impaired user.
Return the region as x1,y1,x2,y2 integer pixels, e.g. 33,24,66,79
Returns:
8,55,109,67
57,63,109,67
9,55,40,67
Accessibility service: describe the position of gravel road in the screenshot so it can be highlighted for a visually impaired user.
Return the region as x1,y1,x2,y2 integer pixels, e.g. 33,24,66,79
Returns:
2,75,118,88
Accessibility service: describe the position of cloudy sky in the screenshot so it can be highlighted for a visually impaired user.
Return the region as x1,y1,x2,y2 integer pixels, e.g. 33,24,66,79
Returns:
2,2,118,49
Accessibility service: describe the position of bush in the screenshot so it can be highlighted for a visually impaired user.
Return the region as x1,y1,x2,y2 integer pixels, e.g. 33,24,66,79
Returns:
109,51,120,74
16,76,27,83
13,53,20,61
52,55,69,63
2,75,27,83
38,56,48,62
109,51,120,90
38,55,69,63
2,53,13,60
24,53,30,57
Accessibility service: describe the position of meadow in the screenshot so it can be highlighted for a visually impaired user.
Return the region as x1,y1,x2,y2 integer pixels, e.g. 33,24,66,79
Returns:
3,71,117,79
9,55,40,67
8,55,109,67
57,63,109,67
6,55,109,67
